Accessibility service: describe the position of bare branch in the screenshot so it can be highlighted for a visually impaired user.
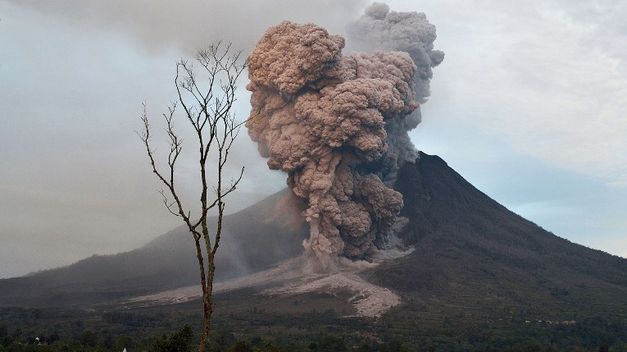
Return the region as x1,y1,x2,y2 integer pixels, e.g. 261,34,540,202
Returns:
138,103,198,240
158,189,180,217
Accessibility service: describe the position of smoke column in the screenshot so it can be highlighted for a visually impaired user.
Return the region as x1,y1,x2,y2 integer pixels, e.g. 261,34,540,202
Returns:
347,3,445,183
246,4,442,270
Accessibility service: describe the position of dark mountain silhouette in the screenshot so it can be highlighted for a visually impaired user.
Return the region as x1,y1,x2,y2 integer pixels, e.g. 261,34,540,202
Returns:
370,153,627,323
1,152,626,320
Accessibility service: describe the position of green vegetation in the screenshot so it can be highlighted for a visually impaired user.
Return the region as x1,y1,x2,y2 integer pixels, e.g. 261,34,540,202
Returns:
1,298,626,352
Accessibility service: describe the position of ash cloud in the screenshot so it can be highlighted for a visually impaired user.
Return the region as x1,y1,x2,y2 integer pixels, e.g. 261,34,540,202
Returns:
246,4,443,270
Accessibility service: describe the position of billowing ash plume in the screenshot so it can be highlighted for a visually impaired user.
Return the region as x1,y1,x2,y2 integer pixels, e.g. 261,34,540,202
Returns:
246,4,442,270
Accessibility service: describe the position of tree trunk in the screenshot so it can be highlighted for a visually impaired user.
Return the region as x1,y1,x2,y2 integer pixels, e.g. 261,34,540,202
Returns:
199,260,216,352
193,237,210,352
198,291,212,352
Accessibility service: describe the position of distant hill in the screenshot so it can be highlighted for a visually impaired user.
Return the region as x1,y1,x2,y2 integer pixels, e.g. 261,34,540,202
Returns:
0,190,307,306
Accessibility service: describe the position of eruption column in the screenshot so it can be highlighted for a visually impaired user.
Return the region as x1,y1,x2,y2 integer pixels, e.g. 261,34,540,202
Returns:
246,4,442,270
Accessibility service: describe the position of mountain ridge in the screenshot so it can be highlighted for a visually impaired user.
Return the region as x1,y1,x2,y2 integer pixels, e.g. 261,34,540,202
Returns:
337,152,627,343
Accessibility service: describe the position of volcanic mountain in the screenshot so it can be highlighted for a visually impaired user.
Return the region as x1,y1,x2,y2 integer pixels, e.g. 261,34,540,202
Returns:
1,152,626,323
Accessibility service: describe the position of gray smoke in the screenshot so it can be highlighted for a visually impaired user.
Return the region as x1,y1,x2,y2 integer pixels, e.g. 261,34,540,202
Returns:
347,2,445,102
348,3,444,183
6,0,366,54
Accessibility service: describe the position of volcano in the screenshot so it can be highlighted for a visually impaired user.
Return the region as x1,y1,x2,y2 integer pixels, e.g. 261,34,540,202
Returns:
1,152,625,308
1,153,626,347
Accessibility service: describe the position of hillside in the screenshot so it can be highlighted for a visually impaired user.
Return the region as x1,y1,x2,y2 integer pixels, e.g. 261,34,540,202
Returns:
366,153,627,340
195,154,626,347
0,190,307,306
2,152,627,349
374,152,627,303
1,152,625,314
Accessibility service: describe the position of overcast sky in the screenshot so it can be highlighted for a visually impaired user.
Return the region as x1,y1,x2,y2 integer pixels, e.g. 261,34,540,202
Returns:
1,0,626,278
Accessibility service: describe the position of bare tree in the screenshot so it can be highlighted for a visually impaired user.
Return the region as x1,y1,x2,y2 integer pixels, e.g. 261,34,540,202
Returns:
138,42,246,352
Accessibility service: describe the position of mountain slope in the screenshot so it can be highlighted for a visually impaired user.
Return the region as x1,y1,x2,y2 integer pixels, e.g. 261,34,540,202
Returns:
368,152,627,325
0,152,625,316
0,190,307,306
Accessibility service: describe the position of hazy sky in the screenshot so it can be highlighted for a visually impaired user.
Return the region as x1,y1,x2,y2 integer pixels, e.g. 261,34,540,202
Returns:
1,0,626,278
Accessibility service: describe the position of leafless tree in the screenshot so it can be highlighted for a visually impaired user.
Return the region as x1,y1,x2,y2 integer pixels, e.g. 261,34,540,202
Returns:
138,42,246,352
